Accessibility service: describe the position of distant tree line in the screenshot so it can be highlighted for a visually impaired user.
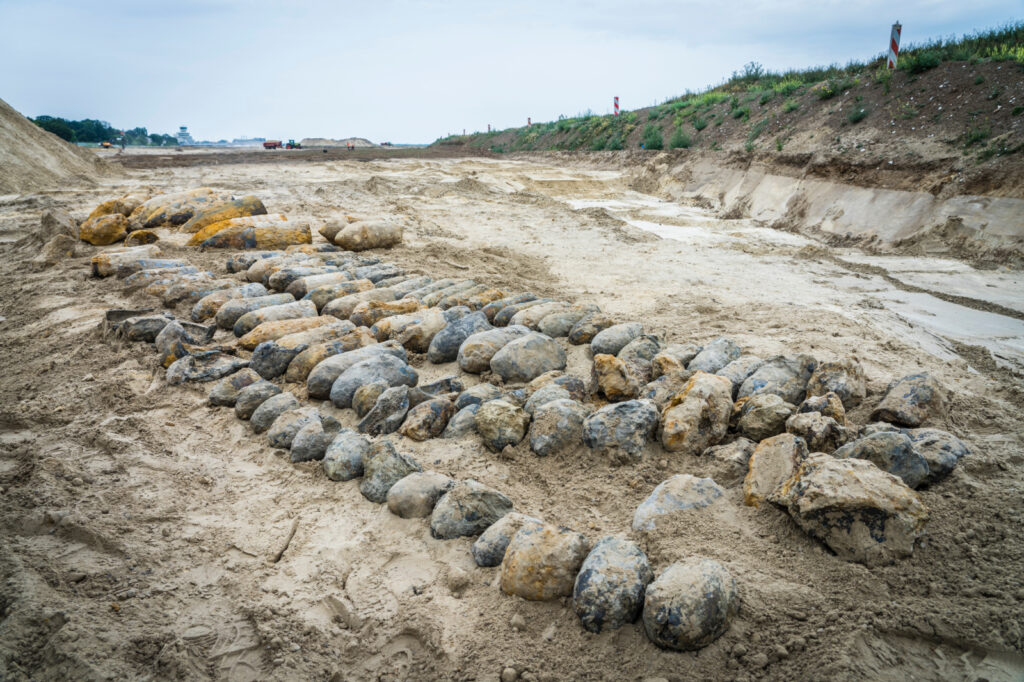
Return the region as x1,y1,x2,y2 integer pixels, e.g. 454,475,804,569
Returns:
31,116,178,146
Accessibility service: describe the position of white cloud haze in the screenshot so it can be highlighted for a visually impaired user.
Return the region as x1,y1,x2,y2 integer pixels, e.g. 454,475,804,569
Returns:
0,0,1019,142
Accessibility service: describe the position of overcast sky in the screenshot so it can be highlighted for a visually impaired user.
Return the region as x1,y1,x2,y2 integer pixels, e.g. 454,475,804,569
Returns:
0,1,1018,143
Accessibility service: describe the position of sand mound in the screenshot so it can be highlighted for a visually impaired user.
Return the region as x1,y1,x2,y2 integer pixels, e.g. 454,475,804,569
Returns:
0,97,114,195
300,136,376,148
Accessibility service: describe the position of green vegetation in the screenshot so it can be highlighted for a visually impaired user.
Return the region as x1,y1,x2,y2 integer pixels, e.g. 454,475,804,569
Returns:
964,126,991,146
669,128,691,149
642,124,663,150
847,106,869,124
31,115,176,145
747,118,770,148
435,22,1023,154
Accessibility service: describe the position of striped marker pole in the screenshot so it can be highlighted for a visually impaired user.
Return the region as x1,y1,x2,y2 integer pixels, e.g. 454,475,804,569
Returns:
887,22,902,69
614,96,619,116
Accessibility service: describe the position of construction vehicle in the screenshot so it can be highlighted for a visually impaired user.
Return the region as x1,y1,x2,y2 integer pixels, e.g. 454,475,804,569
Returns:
263,140,282,149
286,139,302,149
99,141,113,149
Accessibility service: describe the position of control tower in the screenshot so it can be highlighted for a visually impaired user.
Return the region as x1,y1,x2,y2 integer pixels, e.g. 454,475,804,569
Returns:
176,126,195,145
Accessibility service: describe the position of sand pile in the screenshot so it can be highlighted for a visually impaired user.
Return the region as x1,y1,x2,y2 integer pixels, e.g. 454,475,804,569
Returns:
0,97,113,195
300,137,376,148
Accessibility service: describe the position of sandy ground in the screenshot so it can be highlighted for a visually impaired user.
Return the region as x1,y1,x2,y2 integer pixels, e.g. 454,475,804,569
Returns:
1,153,1023,681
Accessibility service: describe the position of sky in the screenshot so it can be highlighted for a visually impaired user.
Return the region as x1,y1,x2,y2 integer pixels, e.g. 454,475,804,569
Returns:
0,1,1019,143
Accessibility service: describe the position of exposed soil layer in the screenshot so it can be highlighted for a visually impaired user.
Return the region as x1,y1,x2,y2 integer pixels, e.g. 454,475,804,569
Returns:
1,153,1023,681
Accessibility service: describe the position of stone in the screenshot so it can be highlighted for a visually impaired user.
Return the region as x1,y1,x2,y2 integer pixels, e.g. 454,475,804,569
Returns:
284,328,378,383
454,383,504,410
358,385,411,436
904,428,970,485
632,474,726,531
527,371,587,402
208,367,262,406
31,233,81,266
427,311,493,364
735,394,797,443
443,404,480,439
686,337,741,374
660,372,733,455
464,288,508,310
332,220,403,250
398,398,455,441
290,418,341,463
502,389,528,407
702,438,757,487
250,393,301,434
833,432,930,489
226,251,282,274
215,293,296,330
582,400,659,463
590,322,643,356
352,381,389,418
573,537,654,633
329,354,418,408
422,280,478,307
233,299,317,338
529,399,588,457
806,359,867,408
743,433,809,507
386,472,455,518
79,213,129,245
287,272,352,299
618,335,662,372
442,305,472,323
178,195,267,233
457,326,532,373
797,392,847,425
166,351,248,385
322,429,372,481
651,343,702,379
593,354,640,402
738,354,817,405
417,376,465,397
639,371,694,408
267,406,321,449
785,412,852,452
716,355,764,398
404,278,459,303
234,380,282,419
870,373,946,428
475,400,531,452
471,512,544,567
500,523,589,601
568,312,617,345
163,277,238,307
537,305,599,338
430,479,514,539
774,454,929,566
642,559,739,651
523,384,571,416
860,422,901,437
490,333,567,383
509,301,571,329
359,441,422,503
306,343,407,399
482,293,537,322
249,321,355,379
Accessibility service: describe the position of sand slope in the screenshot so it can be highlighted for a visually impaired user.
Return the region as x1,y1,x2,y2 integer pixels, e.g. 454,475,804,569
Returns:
0,97,112,195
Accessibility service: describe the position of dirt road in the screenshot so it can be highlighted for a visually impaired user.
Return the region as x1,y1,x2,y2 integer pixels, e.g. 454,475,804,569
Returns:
1,153,1022,681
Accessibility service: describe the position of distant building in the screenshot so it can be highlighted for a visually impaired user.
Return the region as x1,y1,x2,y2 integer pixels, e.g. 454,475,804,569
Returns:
176,126,195,145
231,137,266,146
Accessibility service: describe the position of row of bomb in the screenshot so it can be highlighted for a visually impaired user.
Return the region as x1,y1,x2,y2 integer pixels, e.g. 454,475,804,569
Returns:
95,243,967,571
78,187,403,252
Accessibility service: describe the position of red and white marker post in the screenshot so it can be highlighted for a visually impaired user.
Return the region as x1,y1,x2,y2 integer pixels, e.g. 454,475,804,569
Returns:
614,96,619,116
887,22,902,69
